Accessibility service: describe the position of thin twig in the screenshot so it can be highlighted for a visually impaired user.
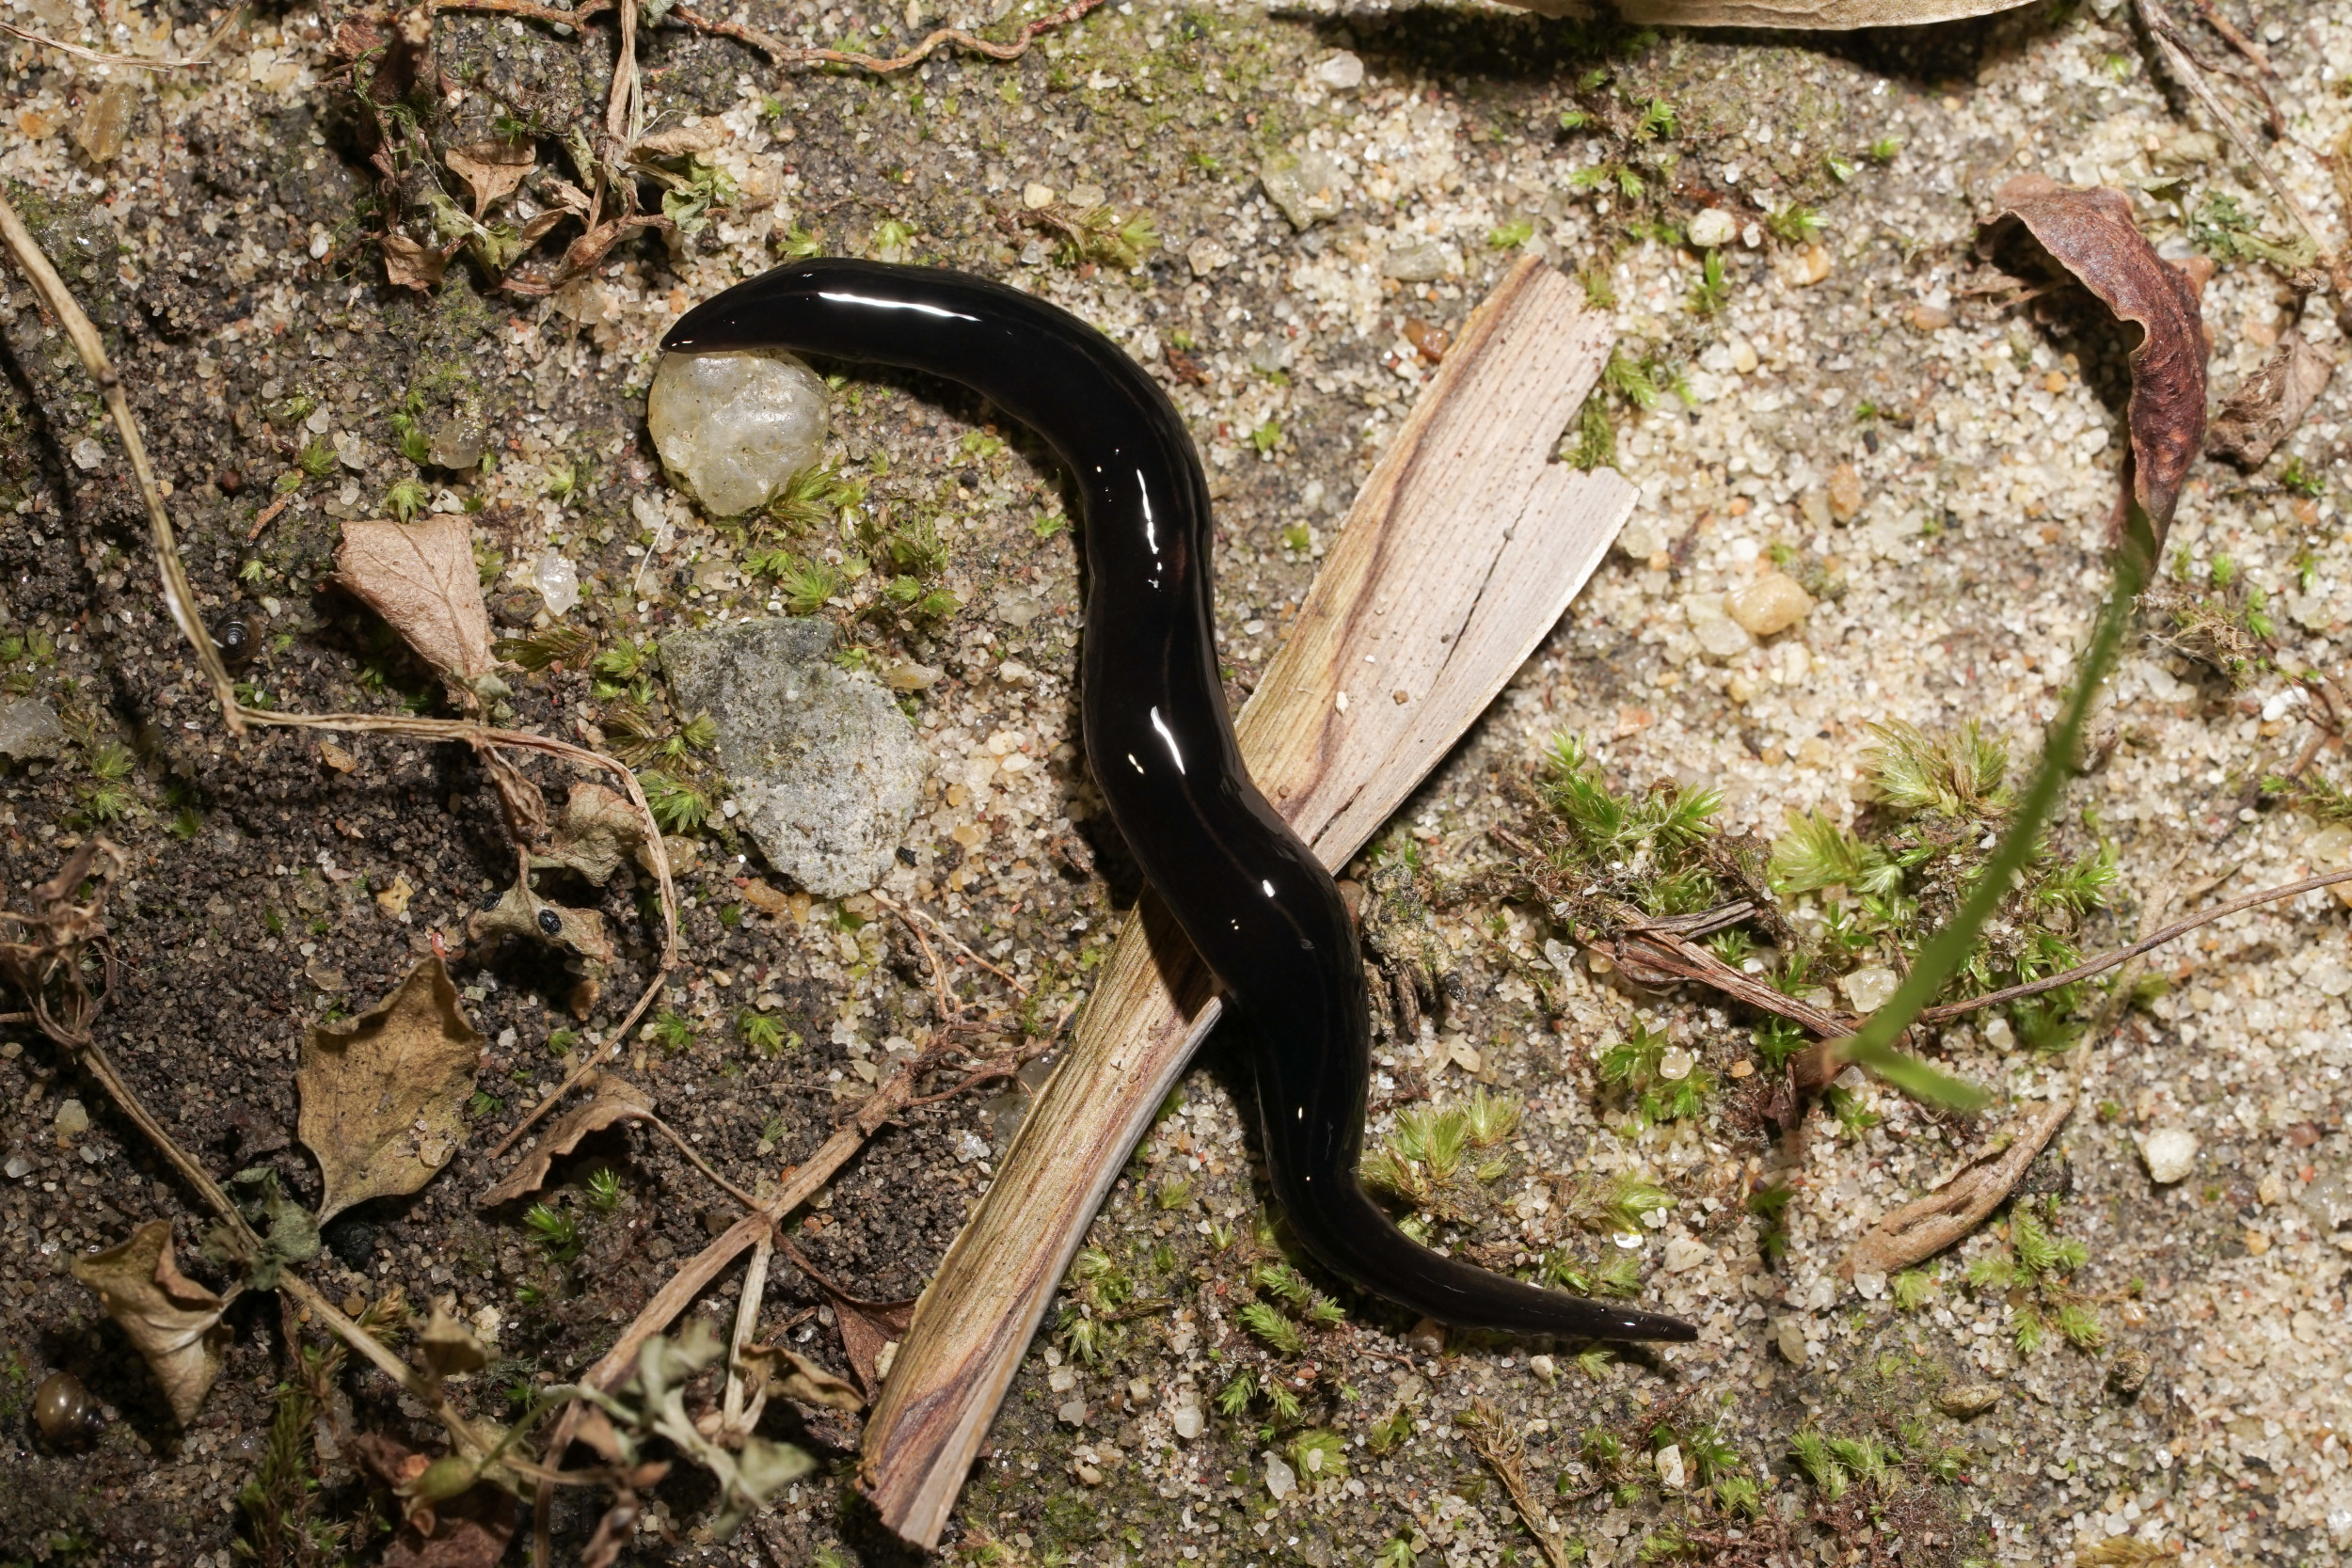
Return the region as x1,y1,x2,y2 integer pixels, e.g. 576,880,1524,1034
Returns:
244,489,295,541
0,5,246,70
871,889,960,1023
672,0,1104,73
0,188,241,729
870,890,1030,996
1916,865,2352,1021
433,0,612,24
639,1113,763,1211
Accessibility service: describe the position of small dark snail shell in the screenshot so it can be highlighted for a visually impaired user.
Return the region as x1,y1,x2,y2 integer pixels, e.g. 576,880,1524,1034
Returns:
536,908,564,936
33,1370,101,1445
214,613,261,672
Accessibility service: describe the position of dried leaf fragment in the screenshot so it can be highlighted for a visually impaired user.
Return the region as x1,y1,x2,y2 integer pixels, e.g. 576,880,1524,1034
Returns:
71,1221,232,1424
2208,332,2334,467
478,1072,654,1207
532,781,646,884
467,881,614,967
354,1432,519,1568
1992,177,2210,547
421,1296,490,1378
336,516,496,683
382,232,453,293
443,137,534,219
1840,1099,2072,1279
299,957,485,1224
739,1341,866,1412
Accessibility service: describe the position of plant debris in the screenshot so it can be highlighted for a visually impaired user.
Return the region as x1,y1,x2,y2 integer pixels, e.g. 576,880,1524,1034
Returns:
69,1220,233,1425
334,516,500,689
2207,331,2334,467
477,1071,655,1207
298,957,485,1224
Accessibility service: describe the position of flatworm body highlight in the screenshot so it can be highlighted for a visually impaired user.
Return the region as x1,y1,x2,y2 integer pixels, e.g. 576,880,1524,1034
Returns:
665,260,1694,1343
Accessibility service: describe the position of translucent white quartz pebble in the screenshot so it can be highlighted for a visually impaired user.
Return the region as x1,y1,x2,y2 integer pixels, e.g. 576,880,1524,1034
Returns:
647,346,829,517
532,553,580,617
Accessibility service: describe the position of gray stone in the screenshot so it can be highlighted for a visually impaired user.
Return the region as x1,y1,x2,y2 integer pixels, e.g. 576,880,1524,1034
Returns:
1260,150,1344,230
0,699,65,763
660,618,920,898
2299,1164,2351,1232
1381,240,1452,281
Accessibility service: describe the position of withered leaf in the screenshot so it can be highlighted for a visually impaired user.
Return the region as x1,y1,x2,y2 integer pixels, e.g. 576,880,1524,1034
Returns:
1840,1099,2072,1280
299,957,485,1225
1993,176,2210,547
336,517,496,683
443,136,534,219
420,1296,490,1378
467,881,615,967
1502,0,2031,20
2209,332,2334,468
532,781,646,884
477,1071,654,1207
634,123,730,157
739,1341,866,1413
71,1221,232,1424
782,1240,915,1399
381,232,451,293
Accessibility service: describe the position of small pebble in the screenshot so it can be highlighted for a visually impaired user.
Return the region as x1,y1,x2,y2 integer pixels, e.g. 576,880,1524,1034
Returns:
1828,462,1865,521
2137,1127,2199,1185
1263,1451,1297,1500
1057,1399,1087,1426
1656,1046,1693,1081
1838,966,1898,1014
1170,1403,1205,1439
1772,1317,1808,1366
1406,1317,1445,1356
1726,572,1814,637
1655,1443,1685,1490
1687,208,1738,248
647,346,830,516
1937,1383,2002,1417
2106,1347,2153,1399
52,1099,89,1140
1527,1354,1556,1386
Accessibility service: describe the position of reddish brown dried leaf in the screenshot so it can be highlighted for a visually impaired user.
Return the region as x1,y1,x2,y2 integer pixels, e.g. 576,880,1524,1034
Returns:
443,137,534,220
1994,176,2210,546
336,516,496,682
382,233,450,293
2209,332,2334,468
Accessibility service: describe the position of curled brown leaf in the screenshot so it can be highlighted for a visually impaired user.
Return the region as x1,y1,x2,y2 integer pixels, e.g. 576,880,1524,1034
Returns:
1992,176,2211,549
1839,1098,2072,1280
533,781,647,884
477,1072,655,1207
70,1221,232,1424
739,1341,866,1413
382,232,453,293
299,957,485,1225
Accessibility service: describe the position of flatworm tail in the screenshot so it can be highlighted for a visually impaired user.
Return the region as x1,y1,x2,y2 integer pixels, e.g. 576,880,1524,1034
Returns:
665,260,1694,1344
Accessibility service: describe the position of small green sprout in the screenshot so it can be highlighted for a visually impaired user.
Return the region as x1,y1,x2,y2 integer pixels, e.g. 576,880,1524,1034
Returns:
1156,1178,1195,1211
1239,1301,1306,1355
1688,250,1729,315
739,1010,787,1055
638,771,710,833
524,1202,581,1262
1868,136,1900,163
1287,1429,1347,1481
384,478,430,522
1216,1369,1258,1416
1890,1267,1937,1310
1489,217,1535,249
585,1167,622,1212
1764,203,1823,245
1249,419,1282,455
648,1010,696,1053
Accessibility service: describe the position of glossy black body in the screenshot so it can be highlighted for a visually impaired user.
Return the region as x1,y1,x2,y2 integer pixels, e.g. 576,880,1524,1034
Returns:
664,260,1694,1343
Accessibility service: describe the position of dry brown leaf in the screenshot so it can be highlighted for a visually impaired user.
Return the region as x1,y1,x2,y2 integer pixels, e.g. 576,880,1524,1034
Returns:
70,1221,232,1424
466,881,615,967
786,1251,914,1399
382,232,452,293
477,1072,654,1207
1992,177,2211,546
533,781,646,884
740,1341,866,1413
2208,332,2334,468
1503,0,2031,19
420,1296,490,1378
1840,1099,2073,1279
299,957,485,1225
734,878,800,918
635,123,729,156
336,517,496,684
443,136,533,219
